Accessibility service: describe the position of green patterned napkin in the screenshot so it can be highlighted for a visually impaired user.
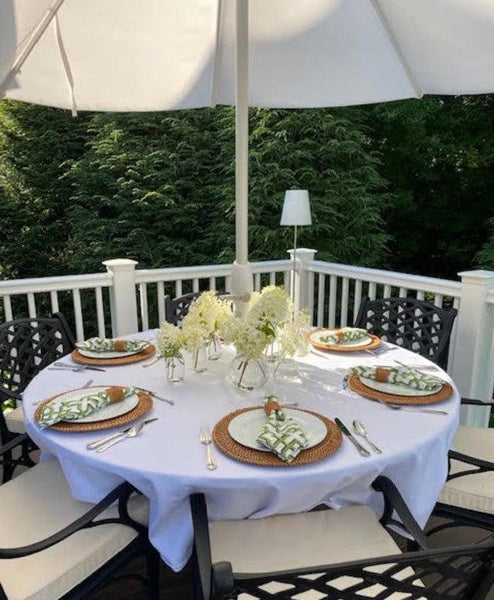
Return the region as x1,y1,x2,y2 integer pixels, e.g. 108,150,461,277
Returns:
319,327,368,345
38,386,136,428
348,365,443,391
256,397,308,462
76,337,148,353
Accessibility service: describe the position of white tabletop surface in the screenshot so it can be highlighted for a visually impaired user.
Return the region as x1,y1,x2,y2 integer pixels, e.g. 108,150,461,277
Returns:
23,332,460,571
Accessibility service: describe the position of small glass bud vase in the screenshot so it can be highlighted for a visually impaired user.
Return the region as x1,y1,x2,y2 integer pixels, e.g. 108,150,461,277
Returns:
273,357,299,382
230,355,269,391
264,340,280,364
192,345,208,373
165,356,185,383
207,335,222,361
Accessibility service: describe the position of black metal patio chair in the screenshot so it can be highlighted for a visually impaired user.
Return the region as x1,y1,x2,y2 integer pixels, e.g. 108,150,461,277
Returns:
190,476,494,600
0,313,76,480
354,296,457,369
164,292,201,326
0,434,159,600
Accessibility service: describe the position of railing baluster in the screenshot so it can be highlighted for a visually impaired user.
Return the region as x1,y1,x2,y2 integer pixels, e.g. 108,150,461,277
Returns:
3,295,13,321
368,282,377,300
269,272,276,286
383,284,391,298
27,293,37,318
139,283,149,331
175,280,183,298
283,271,289,291
50,290,59,313
193,278,199,293
209,277,216,291
157,282,165,324
95,287,105,338
354,280,362,323
434,293,443,308
317,273,325,327
416,290,425,301
254,273,261,291
340,277,349,327
399,287,407,298
72,289,84,341
328,275,337,328
307,271,315,322
225,275,231,292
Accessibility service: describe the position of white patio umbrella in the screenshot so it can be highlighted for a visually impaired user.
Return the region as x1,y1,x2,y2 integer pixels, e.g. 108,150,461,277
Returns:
1,0,494,295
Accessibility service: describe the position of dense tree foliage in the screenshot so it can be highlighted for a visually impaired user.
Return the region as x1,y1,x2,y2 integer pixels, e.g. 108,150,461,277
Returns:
0,95,492,281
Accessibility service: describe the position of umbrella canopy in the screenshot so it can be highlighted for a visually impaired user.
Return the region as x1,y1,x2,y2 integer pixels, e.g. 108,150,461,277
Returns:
1,0,494,293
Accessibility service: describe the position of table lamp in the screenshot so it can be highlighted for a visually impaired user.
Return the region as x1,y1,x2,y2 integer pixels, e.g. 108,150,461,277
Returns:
280,190,312,303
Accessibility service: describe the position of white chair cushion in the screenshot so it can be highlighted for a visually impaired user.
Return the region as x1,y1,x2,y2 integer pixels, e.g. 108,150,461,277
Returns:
210,506,424,600
438,426,494,514
210,505,401,573
0,459,149,600
5,406,26,435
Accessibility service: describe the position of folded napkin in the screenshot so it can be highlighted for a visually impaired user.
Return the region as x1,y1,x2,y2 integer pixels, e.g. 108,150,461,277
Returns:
256,395,308,462
347,365,443,391
76,337,148,353
319,327,368,345
38,386,136,428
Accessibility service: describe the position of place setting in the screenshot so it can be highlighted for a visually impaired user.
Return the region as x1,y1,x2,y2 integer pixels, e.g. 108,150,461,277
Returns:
308,326,381,353
211,394,343,467
33,384,154,433
343,363,453,414
70,336,156,367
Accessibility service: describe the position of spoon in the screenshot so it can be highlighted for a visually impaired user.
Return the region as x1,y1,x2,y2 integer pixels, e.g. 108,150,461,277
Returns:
96,421,147,452
352,420,382,454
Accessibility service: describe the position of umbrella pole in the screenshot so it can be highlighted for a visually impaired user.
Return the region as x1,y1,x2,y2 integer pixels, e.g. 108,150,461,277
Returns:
231,0,253,303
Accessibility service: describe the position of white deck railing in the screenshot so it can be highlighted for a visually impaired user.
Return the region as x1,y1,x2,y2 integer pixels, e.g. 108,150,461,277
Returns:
1,254,493,427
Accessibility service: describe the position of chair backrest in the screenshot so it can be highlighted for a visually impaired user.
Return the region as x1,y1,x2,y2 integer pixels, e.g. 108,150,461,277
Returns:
354,296,457,369
164,292,201,327
0,313,76,395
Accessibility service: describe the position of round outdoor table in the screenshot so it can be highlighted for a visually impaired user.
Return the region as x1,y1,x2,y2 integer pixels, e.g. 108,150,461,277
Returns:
23,332,460,572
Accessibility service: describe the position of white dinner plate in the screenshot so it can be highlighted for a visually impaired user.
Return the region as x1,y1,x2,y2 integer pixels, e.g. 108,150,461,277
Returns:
309,329,373,349
228,409,327,452
359,377,443,397
77,342,149,359
46,386,140,423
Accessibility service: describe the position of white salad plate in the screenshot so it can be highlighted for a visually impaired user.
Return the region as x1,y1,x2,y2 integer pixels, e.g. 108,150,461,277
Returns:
359,377,443,397
309,330,373,349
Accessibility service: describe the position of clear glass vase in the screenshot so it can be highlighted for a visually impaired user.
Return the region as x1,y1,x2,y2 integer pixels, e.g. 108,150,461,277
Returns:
264,339,280,364
273,357,299,382
207,335,222,361
192,345,208,373
165,355,185,383
229,355,269,391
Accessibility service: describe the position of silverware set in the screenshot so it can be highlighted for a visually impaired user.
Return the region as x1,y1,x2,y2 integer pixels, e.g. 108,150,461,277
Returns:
48,361,106,372
335,418,382,457
87,417,159,452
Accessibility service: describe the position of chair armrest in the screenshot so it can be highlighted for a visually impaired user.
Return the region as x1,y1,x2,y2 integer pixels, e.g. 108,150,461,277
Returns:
373,476,428,550
0,481,138,559
460,397,494,407
0,434,30,457
448,449,494,477
0,387,21,403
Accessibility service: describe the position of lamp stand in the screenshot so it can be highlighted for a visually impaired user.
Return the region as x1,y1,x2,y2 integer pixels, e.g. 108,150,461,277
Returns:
291,224,298,306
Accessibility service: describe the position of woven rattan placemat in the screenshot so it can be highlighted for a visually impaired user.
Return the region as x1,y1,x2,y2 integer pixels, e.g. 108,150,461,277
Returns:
34,387,153,432
213,407,342,467
71,344,156,366
309,330,381,353
348,374,453,405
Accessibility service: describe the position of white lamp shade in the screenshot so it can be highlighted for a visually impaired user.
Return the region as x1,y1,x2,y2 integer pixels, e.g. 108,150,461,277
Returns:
280,190,312,226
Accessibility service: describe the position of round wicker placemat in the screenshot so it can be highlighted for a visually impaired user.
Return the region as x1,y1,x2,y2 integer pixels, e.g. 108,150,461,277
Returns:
34,387,153,432
213,408,342,467
308,330,381,353
348,374,453,406
71,344,156,366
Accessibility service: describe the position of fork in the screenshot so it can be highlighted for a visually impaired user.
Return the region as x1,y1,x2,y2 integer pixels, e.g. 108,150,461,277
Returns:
200,425,217,470
375,396,448,416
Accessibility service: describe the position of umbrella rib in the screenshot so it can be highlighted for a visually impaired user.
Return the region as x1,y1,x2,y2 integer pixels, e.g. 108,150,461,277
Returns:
368,0,423,100
0,0,67,98
54,14,77,117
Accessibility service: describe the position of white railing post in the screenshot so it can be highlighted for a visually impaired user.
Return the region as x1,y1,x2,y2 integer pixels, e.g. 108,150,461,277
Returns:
103,259,139,336
450,270,494,427
287,248,317,312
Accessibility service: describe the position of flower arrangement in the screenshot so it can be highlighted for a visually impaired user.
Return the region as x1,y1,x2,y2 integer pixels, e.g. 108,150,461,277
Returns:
181,291,232,370
277,309,310,359
157,322,186,382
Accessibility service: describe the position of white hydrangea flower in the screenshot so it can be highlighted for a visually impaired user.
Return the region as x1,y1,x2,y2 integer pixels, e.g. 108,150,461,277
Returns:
157,322,186,359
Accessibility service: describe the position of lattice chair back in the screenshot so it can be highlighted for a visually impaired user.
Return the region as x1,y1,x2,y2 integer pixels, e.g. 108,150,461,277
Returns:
164,292,200,327
354,296,457,369
229,542,494,600
0,313,76,396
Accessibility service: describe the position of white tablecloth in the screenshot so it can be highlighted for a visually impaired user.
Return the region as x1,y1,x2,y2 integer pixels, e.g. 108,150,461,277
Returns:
23,333,460,571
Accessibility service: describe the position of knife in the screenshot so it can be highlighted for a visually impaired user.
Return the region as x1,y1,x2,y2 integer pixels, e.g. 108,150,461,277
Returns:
335,418,370,457
86,417,159,449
